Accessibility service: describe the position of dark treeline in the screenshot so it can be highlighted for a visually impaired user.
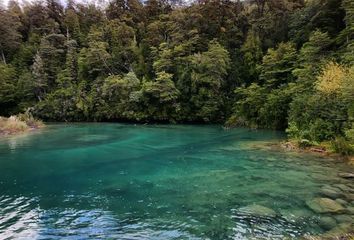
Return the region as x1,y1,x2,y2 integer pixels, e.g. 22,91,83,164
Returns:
0,0,353,150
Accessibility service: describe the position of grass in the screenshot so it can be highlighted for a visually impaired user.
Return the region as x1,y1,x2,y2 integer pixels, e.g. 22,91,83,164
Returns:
0,113,44,136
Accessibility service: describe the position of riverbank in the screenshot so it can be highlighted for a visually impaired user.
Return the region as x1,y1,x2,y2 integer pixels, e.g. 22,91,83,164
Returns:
281,140,354,165
0,114,44,136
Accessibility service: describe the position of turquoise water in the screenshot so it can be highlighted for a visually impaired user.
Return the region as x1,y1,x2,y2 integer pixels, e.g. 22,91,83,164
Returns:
0,124,353,239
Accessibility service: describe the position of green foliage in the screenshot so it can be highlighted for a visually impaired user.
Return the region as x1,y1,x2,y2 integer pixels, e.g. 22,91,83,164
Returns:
78,27,111,80
331,137,354,156
99,71,141,120
293,30,333,89
141,71,180,121
241,31,263,83
231,83,266,128
288,94,346,142
0,64,17,115
229,42,297,130
259,42,297,87
0,0,353,153
0,6,22,64
190,40,230,122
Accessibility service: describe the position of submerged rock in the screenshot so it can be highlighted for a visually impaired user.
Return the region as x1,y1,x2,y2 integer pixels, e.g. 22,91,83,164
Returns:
335,198,348,206
238,204,277,218
320,186,344,199
335,184,353,193
323,223,354,238
279,209,311,222
345,193,354,201
334,214,353,224
347,206,354,214
306,198,345,213
318,216,337,230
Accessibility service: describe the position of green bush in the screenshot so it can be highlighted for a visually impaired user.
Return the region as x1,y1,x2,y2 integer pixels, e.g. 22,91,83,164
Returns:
330,137,354,156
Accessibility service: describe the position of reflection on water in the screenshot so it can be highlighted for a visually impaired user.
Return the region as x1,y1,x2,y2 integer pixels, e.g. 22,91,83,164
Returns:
0,124,353,239
0,195,199,239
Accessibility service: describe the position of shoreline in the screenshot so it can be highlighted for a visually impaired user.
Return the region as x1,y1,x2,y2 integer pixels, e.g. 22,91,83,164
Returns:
0,126,43,137
0,115,44,137
280,140,354,165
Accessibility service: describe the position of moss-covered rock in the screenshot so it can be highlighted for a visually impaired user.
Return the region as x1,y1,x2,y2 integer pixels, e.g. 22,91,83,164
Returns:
306,198,345,213
320,186,344,199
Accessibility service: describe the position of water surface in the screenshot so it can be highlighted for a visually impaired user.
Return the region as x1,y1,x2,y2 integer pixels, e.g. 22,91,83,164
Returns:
0,124,353,239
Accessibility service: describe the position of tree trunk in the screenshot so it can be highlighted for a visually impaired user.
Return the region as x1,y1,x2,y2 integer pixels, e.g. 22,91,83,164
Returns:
1,49,6,65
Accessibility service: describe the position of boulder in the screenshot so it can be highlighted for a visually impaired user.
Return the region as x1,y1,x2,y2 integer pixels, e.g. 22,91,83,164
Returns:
323,223,354,238
320,186,344,199
347,206,354,214
334,215,353,224
238,204,277,218
335,184,353,193
306,198,345,213
345,193,354,201
335,198,348,206
318,216,337,230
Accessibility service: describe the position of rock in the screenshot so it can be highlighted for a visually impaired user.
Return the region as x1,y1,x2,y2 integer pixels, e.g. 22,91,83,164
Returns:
238,204,277,218
345,193,354,201
335,198,348,206
335,184,353,193
323,223,354,238
347,206,354,214
335,214,353,224
306,198,345,213
318,216,337,230
320,186,344,199
280,209,311,222
338,173,354,179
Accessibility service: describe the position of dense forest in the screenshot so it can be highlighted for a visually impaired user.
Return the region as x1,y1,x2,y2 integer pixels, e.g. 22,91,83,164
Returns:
0,0,353,151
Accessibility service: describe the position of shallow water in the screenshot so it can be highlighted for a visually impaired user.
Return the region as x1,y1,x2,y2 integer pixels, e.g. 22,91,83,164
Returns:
0,123,353,239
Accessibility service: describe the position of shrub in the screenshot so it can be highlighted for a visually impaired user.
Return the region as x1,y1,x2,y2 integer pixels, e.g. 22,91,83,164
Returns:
0,113,44,135
0,116,28,134
330,137,354,156
17,112,44,129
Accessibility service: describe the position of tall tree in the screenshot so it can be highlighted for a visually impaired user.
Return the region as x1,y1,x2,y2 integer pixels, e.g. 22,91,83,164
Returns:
0,6,22,64
190,40,230,121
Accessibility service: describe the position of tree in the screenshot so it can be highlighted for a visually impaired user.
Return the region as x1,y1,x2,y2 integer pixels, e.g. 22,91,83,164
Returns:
229,42,297,129
289,0,345,46
287,62,352,142
63,39,79,84
64,8,81,44
0,64,17,115
141,71,180,121
339,0,354,64
0,7,22,64
315,62,347,95
241,31,263,84
259,42,297,88
34,33,66,90
104,20,138,73
152,42,174,73
190,40,230,121
78,26,112,81
293,30,332,89
99,71,141,120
